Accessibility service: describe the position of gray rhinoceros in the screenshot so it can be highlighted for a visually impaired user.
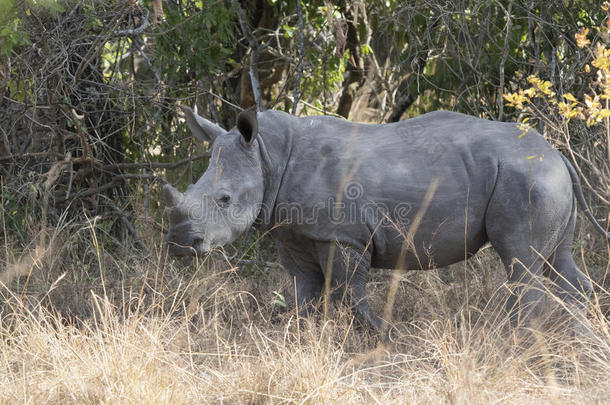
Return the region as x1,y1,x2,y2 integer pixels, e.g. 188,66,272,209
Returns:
163,107,609,331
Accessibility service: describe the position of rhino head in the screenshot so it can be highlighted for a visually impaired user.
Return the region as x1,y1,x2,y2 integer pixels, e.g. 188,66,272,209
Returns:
163,107,264,256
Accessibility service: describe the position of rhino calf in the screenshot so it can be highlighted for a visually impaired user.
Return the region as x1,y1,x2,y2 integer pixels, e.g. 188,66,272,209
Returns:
164,107,609,332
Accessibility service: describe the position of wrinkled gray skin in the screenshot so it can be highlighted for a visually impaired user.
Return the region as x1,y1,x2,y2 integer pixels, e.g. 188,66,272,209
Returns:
164,107,609,332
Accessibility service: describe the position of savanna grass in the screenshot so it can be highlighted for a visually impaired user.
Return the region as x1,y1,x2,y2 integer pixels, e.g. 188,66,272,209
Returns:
0,193,609,404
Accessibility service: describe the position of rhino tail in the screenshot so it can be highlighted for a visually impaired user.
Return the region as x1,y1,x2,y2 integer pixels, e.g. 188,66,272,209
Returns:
559,153,610,241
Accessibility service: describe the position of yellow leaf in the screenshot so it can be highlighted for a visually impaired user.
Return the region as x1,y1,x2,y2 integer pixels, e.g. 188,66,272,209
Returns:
575,27,591,48
26,9,31,15
527,75,541,86
563,93,578,102
584,94,593,107
524,88,536,97
598,109,610,118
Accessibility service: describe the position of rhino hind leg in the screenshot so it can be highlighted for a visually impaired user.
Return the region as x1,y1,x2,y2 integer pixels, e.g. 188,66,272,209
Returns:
487,228,549,325
546,210,592,309
315,242,384,332
547,251,592,307
484,167,575,326
501,256,548,326
546,245,593,336
486,239,550,326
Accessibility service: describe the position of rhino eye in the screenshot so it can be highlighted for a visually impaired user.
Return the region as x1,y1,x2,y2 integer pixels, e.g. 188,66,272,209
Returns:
217,194,231,207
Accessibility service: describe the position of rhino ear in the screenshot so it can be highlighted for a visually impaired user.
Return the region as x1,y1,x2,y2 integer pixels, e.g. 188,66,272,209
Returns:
236,109,258,145
162,183,184,207
181,105,227,143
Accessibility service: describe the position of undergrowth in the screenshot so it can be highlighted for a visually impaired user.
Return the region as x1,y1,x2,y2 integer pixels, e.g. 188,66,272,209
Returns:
0,208,608,404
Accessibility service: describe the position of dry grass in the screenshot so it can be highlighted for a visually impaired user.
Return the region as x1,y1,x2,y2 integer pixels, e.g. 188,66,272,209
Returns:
0,224,609,404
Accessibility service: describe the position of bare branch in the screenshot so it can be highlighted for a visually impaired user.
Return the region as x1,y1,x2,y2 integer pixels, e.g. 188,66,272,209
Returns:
0,152,63,163
114,173,166,182
287,96,345,119
497,0,514,121
105,199,148,253
230,0,265,110
101,153,210,171
199,90,244,112
291,0,304,115
115,9,150,37
55,179,120,204
132,39,160,83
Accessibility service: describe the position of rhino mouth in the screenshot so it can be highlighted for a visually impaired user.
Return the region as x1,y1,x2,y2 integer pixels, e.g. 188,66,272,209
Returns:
166,243,197,257
165,235,211,257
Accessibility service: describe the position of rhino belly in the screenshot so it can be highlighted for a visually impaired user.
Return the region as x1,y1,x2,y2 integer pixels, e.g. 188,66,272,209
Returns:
369,205,489,270
371,230,488,270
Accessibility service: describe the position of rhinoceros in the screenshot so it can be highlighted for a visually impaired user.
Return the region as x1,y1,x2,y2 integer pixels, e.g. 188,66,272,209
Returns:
163,107,609,331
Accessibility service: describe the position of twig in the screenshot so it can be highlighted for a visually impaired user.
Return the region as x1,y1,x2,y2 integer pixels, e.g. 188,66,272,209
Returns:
233,258,281,270
291,0,304,115
69,108,91,161
115,9,150,37
199,90,244,112
56,179,120,204
562,125,610,206
0,152,66,163
0,127,12,155
230,0,265,110
22,112,57,135
287,96,345,119
113,173,166,183
105,199,148,253
101,152,210,171
497,0,513,121
56,172,166,205
72,30,112,84
132,38,160,82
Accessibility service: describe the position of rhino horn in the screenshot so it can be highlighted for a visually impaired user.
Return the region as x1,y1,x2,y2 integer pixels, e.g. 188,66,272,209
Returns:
181,105,227,143
162,183,184,207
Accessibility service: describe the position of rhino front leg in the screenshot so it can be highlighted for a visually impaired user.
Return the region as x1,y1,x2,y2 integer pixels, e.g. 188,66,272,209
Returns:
315,241,383,331
277,243,324,317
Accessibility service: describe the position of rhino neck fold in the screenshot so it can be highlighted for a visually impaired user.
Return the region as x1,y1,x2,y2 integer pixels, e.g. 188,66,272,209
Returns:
255,114,294,230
